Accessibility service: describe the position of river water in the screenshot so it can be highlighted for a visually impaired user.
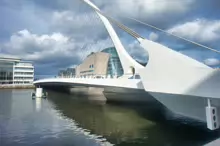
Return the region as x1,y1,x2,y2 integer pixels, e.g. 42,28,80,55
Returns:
0,89,219,146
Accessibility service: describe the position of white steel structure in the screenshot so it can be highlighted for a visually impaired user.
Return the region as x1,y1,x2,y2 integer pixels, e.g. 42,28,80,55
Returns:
34,0,220,130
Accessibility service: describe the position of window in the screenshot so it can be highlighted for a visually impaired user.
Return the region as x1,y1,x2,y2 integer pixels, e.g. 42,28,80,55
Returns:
15,67,33,71
80,70,94,73
14,72,33,75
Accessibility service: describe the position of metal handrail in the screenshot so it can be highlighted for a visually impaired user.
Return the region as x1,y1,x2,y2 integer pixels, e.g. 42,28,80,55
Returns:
55,73,140,80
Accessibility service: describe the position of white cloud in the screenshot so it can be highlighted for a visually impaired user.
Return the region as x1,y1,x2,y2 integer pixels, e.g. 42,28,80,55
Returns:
4,29,73,60
101,0,194,20
204,58,220,66
149,32,159,41
51,10,106,39
127,40,149,63
77,37,113,60
52,11,101,27
168,19,220,43
2,29,113,68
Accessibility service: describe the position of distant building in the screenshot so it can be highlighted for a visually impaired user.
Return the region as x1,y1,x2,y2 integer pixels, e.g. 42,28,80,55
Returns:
0,56,34,84
76,52,110,78
58,70,66,77
75,47,124,78
58,68,76,77
67,68,76,75
58,47,146,79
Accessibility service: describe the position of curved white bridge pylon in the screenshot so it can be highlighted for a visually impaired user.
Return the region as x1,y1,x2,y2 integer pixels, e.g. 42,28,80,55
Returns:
83,0,220,130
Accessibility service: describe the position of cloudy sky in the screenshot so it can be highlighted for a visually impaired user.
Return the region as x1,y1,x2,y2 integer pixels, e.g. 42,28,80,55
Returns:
0,0,220,76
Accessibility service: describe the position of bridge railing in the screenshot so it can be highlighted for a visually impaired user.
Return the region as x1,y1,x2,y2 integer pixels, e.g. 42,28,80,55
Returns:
55,73,140,79
35,73,141,80
57,74,119,79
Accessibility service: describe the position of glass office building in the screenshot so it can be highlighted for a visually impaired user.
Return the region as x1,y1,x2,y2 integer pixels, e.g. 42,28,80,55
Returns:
101,47,124,77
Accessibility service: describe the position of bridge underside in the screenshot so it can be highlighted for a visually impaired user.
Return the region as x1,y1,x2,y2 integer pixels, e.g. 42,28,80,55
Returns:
35,80,157,103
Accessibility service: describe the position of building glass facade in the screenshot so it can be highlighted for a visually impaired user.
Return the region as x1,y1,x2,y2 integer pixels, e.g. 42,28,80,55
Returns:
0,61,14,84
101,47,124,77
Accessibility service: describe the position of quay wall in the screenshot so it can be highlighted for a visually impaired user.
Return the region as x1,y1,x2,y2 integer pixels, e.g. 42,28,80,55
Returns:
0,84,35,89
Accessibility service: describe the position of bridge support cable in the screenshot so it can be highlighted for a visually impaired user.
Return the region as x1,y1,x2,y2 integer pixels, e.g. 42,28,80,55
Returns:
123,16,220,54
82,0,144,41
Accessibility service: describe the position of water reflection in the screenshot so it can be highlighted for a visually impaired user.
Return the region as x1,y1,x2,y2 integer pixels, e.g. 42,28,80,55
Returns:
0,89,12,118
1,89,111,146
47,90,220,146
34,97,42,112
1,89,220,146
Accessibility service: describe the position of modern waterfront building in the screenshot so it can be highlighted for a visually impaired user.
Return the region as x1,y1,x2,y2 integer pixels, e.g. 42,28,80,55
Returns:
76,52,110,78
0,56,34,84
76,47,123,78
13,61,34,84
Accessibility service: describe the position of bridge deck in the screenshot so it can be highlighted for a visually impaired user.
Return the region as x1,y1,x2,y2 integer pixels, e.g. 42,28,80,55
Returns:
34,78,144,89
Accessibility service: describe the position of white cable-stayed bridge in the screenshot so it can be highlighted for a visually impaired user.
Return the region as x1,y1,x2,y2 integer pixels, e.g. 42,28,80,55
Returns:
34,0,220,132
